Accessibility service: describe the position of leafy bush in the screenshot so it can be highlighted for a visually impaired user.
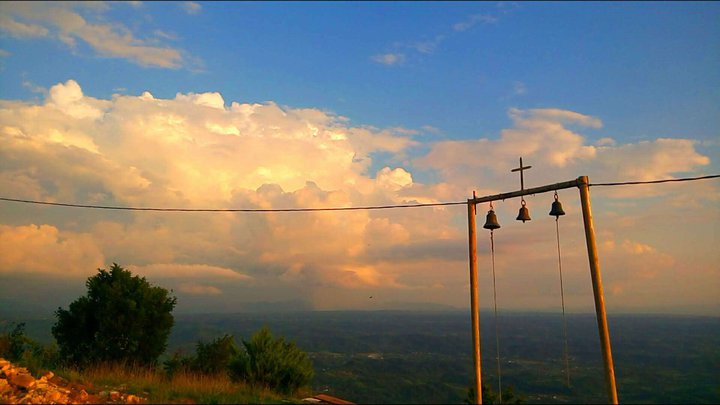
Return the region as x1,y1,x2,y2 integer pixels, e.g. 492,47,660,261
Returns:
228,326,314,394
0,322,29,361
163,335,240,378
0,322,60,374
466,383,524,404
193,334,239,375
162,350,194,379
52,263,177,367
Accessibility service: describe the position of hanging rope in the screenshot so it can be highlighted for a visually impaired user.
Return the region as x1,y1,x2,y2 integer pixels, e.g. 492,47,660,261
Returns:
489,224,503,402
552,192,571,388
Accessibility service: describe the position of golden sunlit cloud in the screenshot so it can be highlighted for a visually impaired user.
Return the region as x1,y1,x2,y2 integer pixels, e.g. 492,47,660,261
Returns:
0,80,716,312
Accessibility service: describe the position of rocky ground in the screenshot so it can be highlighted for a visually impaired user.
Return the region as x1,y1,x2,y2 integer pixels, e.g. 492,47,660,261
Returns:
0,358,144,404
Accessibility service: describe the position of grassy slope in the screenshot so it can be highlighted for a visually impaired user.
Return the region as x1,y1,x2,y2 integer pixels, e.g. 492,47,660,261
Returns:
52,363,308,404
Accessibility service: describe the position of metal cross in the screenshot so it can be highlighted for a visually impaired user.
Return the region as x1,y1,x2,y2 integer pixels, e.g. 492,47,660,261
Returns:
511,157,532,192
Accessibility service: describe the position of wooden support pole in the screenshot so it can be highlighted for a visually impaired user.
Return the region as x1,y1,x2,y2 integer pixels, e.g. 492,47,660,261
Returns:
467,201,482,404
468,179,580,205
577,176,619,404
466,175,618,404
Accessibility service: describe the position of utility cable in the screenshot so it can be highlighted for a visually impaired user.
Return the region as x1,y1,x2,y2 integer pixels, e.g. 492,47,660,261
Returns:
589,174,719,187
0,197,465,212
0,174,717,212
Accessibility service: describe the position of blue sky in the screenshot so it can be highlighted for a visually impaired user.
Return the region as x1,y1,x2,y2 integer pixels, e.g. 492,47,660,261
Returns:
3,2,718,147
0,1,718,315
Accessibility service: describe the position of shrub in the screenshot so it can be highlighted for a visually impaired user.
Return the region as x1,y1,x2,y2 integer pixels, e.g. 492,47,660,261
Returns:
0,322,29,361
162,350,194,379
0,322,60,374
9,323,27,361
52,263,177,367
193,334,239,375
228,327,314,394
466,383,524,404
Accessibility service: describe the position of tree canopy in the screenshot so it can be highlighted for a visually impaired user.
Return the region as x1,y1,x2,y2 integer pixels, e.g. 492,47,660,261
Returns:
52,263,177,367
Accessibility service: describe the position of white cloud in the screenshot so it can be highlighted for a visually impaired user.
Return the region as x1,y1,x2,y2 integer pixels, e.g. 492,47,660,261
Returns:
175,91,226,109
0,2,186,68
372,53,405,66
591,138,709,182
417,108,600,179
416,108,711,199
47,79,107,120
376,167,413,191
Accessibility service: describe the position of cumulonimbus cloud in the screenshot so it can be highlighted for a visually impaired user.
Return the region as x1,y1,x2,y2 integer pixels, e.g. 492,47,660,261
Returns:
0,79,716,312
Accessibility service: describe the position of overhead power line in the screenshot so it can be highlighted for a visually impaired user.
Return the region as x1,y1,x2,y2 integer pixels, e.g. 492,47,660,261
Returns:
0,197,465,212
0,174,717,213
589,174,720,187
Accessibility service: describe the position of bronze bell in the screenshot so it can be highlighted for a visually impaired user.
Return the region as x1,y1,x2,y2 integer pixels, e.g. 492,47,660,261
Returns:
549,198,565,217
483,209,501,230
516,201,531,222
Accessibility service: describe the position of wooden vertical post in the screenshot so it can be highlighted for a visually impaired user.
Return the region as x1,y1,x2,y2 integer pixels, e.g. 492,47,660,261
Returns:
577,176,618,404
466,175,618,403
467,200,482,404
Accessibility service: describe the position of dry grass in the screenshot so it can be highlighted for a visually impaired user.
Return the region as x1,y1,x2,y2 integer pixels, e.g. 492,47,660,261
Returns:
58,362,301,404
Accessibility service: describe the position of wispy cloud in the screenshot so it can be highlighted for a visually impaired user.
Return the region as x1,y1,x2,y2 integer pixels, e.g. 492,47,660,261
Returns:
501,80,527,100
409,35,446,54
181,2,202,15
178,283,222,295
496,2,520,13
0,2,189,69
372,52,406,66
153,29,178,41
453,14,498,32
512,81,527,96
372,6,508,66
421,125,443,135
21,80,45,93
0,14,49,38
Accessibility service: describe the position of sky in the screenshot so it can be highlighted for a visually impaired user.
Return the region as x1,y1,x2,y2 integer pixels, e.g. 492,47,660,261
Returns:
0,1,718,316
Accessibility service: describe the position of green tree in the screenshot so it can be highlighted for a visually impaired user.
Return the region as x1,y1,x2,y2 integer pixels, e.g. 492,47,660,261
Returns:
228,326,314,394
52,263,177,367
